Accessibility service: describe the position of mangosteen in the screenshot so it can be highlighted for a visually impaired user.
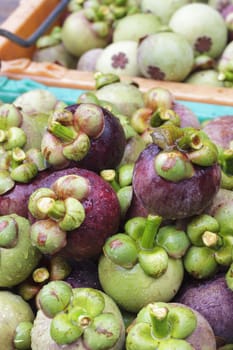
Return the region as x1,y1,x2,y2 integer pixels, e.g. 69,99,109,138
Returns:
33,44,77,68
41,103,126,172
137,32,194,82
169,3,228,58
132,124,221,220
61,11,111,58
77,48,104,72
30,282,125,350
0,214,41,288
126,301,217,349
94,81,145,118
140,0,191,24
95,40,141,77
112,12,162,42
174,273,233,344
98,215,185,313
0,290,35,350
185,69,224,87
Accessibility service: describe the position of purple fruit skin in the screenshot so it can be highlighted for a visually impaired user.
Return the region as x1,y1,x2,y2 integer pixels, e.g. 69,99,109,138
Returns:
172,101,201,129
174,274,233,344
66,104,126,172
132,144,221,219
0,167,121,260
203,115,233,149
65,259,101,290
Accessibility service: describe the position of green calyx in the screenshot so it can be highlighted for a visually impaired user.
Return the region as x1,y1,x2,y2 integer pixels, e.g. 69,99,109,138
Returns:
44,285,121,348
42,103,106,166
152,125,218,182
103,215,176,278
28,175,88,254
155,150,194,182
38,281,73,318
29,175,86,232
156,225,190,259
94,72,120,89
187,214,220,247
126,302,197,349
184,246,218,279
0,216,17,248
0,103,22,129
14,321,33,350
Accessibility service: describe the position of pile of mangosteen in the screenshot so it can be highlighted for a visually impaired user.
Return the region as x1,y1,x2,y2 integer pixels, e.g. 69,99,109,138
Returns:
1,69,233,350
33,0,233,88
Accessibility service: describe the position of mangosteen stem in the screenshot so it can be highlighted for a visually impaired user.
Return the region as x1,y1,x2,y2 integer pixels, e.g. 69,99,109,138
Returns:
150,108,180,128
149,304,170,339
48,122,77,142
100,169,121,192
140,215,162,250
152,124,184,150
32,267,50,283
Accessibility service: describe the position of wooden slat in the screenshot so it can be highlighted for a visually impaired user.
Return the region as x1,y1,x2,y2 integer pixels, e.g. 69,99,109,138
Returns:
1,59,233,106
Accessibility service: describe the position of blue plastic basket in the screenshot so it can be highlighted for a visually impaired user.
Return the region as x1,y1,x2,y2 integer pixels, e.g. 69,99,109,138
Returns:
1,76,233,122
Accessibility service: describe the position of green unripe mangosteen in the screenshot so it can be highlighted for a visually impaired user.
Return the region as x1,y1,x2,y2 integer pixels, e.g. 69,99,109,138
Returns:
61,11,110,58
185,69,224,87
113,13,162,42
0,291,34,350
95,40,141,77
169,3,228,58
126,302,217,350
98,254,184,313
95,82,144,117
0,214,41,287
140,0,191,24
31,286,125,350
137,32,194,82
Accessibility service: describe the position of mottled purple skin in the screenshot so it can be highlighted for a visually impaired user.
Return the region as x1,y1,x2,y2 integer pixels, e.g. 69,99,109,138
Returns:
66,104,126,172
132,144,221,219
174,274,233,344
170,303,216,350
77,48,104,71
172,101,201,129
65,259,101,290
0,168,121,260
0,168,55,218
203,115,233,149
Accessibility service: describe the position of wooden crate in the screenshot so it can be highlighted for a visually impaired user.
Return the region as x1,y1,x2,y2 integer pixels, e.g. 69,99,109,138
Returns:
1,0,233,108
0,0,61,60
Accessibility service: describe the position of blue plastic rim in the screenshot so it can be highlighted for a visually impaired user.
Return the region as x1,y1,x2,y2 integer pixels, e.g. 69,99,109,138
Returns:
1,76,233,122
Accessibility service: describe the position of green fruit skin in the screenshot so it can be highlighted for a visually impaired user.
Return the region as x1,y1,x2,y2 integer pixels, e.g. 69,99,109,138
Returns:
95,82,144,118
137,32,194,82
140,0,191,25
61,11,109,58
113,13,162,42
185,69,224,87
98,255,184,313
31,289,125,350
0,214,41,287
0,291,34,350
96,41,141,77
169,3,228,58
